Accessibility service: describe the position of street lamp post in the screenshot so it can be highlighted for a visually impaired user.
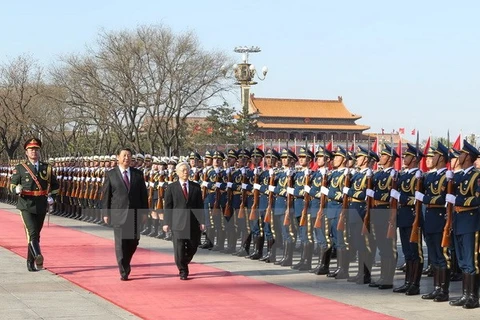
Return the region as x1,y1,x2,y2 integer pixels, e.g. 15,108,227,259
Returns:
233,46,268,147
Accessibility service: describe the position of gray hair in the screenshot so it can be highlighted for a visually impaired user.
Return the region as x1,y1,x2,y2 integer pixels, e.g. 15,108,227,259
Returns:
175,162,190,174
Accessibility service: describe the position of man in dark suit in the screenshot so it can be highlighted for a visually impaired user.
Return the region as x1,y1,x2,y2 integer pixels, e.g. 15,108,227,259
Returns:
102,148,148,281
10,138,60,271
163,162,205,280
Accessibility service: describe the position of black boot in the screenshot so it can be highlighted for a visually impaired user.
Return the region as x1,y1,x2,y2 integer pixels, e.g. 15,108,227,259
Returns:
434,267,450,302
246,235,259,258
326,247,341,278
377,258,395,289
405,260,423,295
450,250,462,282
220,230,237,254
140,218,151,235
234,233,251,257
280,241,294,267
292,242,313,271
274,241,288,265
422,266,441,299
199,228,215,249
311,247,332,275
449,273,468,306
393,260,412,293
463,273,479,309
250,236,265,260
27,246,37,272
212,229,226,251
147,219,159,237
334,248,350,279
29,240,43,270
261,239,276,263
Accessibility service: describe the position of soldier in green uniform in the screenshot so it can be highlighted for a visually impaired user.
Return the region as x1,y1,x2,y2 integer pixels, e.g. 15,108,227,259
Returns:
9,138,60,272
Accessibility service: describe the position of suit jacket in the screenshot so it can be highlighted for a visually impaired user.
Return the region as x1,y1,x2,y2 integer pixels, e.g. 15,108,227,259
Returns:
164,180,204,237
10,161,60,214
101,166,149,226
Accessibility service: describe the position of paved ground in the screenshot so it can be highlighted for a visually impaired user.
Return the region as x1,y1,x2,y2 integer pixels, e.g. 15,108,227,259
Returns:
1,202,479,319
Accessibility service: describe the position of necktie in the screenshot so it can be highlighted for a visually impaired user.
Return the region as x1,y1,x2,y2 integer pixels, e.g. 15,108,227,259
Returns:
182,182,188,199
123,170,130,190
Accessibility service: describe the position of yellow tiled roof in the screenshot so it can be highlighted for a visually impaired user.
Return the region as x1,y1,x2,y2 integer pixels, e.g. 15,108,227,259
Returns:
257,122,370,131
250,96,362,120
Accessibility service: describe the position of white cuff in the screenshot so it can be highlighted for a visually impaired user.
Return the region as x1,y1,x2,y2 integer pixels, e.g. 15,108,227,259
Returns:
321,186,329,196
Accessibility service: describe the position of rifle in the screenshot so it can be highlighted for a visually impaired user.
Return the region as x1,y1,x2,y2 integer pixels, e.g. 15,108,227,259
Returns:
223,167,233,218
211,168,222,215
283,169,294,226
337,168,351,231
89,169,98,200
147,170,155,208
441,175,454,248
201,167,208,200
314,168,329,228
386,170,399,239
409,171,424,243
155,170,165,211
248,167,260,221
264,170,276,224
238,169,248,219
299,169,311,227
361,172,373,235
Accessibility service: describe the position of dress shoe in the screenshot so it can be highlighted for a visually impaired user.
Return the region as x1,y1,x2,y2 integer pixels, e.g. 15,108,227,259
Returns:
180,275,188,280
120,275,128,281
27,261,37,272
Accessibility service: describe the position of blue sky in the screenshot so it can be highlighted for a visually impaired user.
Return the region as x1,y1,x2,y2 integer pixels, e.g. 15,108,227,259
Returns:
2,1,479,141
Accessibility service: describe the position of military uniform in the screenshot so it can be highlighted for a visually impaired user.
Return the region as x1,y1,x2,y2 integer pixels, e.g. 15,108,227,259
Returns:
9,138,59,272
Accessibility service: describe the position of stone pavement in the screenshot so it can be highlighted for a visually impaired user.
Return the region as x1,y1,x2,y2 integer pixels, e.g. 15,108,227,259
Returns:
1,202,479,320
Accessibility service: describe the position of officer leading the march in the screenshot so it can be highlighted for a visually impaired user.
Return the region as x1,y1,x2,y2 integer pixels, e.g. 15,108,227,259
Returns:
9,138,60,272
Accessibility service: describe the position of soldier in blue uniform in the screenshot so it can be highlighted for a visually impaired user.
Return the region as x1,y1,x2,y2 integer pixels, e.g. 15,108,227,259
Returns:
273,149,297,267
199,150,215,249
366,143,399,289
324,146,350,279
309,146,334,275
260,148,280,262
392,143,424,295
10,138,60,271
417,143,451,302
220,149,239,254
290,147,314,270
447,140,480,309
344,146,378,284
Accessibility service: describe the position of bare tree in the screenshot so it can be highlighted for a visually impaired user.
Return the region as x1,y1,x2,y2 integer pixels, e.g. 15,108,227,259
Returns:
0,55,44,159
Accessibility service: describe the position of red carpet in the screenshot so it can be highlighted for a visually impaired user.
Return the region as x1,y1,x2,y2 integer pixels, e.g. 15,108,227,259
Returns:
0,209,397,320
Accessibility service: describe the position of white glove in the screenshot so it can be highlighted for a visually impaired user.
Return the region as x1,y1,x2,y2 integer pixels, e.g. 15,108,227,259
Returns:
321,186,329,196
304,185,311,193
343,168,350,176
415,191,424,202
158,182,165,187
15,185,23,194
145,182,149,187
304,168,310,175
240,168,246,175
285,169,291,176
47,196,54,205
201,181,208,187
343,187,350,195
149,182,155,187
215,167,220,174
241,183,248,190
227,182,233,188
253,183,261,190
215,182,222,188
415,170,422,179
446,170,454,180
268,185,275,192
96,177,101,182
68,176,72,181
287,187,295,195
192,167,197,173
253,168,259,175
366,188,375,198
390,169,397,177
445,194,456,204
319,168,327,176
269,168,274,176
225,168,231,175
390,189,400,200
202,168,208,174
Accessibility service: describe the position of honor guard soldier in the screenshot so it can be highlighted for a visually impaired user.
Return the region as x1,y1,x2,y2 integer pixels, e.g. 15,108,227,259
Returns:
418,143,451,302
309,146,334,275
323,146,350,279
10,138,60,271
344,146,379,284
289,147,315,271
220,149,239,254
446,140,480,309
199,150,215,249
392,143,424,295
366,143,399,289
207,151,226,251
273,149,298,267
260,148,280,263
188,152,202,182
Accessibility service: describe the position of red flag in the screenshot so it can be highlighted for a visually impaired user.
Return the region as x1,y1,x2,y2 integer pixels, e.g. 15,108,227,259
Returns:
420,136,430,172
411,129,416,135
399,128,405,135
452,133,461,150
326,140,333,151
395,136,402,171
